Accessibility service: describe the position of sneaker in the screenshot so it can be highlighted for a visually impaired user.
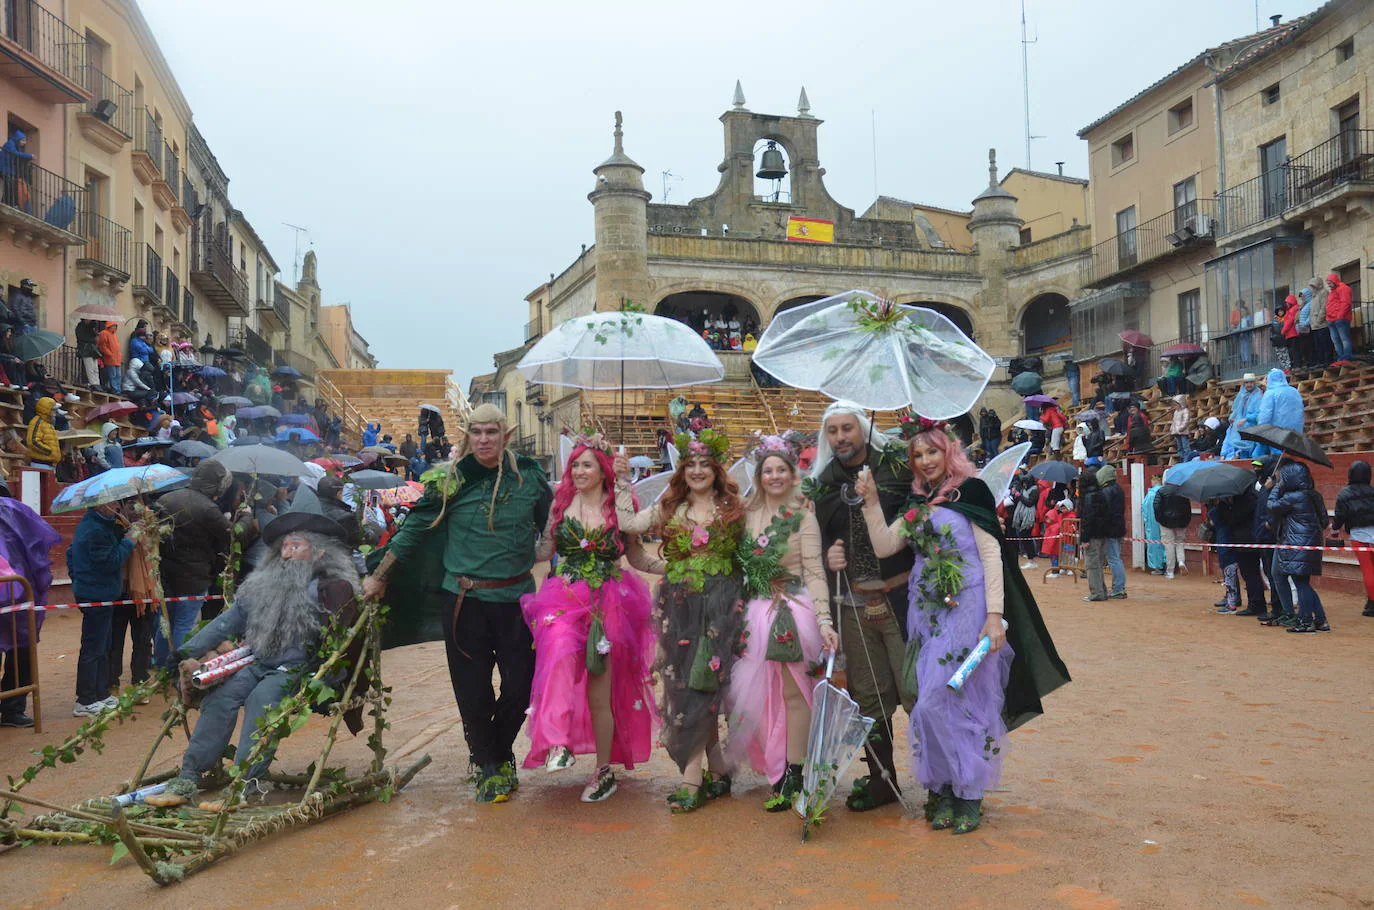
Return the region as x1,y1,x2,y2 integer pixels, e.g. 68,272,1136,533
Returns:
1082,595,1107,602
101,695,119,708
0,713,34,728
1110,591,1128,600
1287,623,1316,634
1216,606,1236,614
72,700,107,717
544,746,576,773
1165,573,1175,580
1233,608,1262,617
1314,621,1332,632
581,764,617,803
1213,599,1229,607
1149,569,1165,576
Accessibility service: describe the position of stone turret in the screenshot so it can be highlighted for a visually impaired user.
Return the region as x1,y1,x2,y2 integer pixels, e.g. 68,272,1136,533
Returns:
588,111,651,313
968,149,1023,252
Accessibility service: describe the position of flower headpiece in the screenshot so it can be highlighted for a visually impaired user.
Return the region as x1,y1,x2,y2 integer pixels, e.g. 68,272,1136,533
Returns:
896,409,955,441
566,425,612,458
674,428,730,463
745,430,801,463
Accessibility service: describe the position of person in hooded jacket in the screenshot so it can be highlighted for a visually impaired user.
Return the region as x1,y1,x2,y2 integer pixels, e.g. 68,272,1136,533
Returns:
1078,469,1110,602
1096,464,1128,598
24,397,60,466
74,319,102,389
1250,456,1290,626
1212,485,1267,617
1124,403,1153,459
1254,368,1304,457
154,461,233,664
97,322,122,393
1325,274,1354,364
1332,460,1374,617
1153,482,1192,578
1266,462,1329,633
978,408,1001,458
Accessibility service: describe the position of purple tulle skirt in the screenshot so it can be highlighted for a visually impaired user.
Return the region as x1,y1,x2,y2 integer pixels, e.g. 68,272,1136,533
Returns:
520,572,657,770
724,593,823,782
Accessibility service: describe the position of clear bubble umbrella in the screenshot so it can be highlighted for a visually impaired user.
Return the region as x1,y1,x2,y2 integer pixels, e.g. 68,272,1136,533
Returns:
980,441,1033,503
752,290,995,417
796,651,875,841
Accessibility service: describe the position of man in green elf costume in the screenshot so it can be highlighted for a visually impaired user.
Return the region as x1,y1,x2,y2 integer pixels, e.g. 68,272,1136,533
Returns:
364,403,552,803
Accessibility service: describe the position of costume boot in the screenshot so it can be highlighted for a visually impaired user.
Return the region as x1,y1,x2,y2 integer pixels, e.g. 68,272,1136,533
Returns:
1363,599,1374,617
845,729,901,812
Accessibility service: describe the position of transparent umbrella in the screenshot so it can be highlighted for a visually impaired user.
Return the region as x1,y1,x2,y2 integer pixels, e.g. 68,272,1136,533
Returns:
751,290,994,416
796,652,875,841
980,441,1032,502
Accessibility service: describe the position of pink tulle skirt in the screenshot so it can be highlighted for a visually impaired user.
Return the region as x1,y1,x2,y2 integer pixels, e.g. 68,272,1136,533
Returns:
724,592,823,782
519,572,657,770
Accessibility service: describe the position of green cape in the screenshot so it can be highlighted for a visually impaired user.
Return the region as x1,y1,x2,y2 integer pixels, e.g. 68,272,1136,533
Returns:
943,477,1072,731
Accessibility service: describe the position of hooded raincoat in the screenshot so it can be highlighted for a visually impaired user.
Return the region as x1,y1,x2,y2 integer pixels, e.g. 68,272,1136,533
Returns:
1254,368,1304,457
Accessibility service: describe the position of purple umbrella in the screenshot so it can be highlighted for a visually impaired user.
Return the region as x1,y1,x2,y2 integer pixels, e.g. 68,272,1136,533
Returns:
279,413,312,426
167,392,199,405
1022,394,1058,406
0,499,62,650
1160,342,1206,358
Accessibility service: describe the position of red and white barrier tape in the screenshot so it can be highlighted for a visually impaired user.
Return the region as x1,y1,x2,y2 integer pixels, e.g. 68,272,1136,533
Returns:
0,594,223,618
1005,534,1356,553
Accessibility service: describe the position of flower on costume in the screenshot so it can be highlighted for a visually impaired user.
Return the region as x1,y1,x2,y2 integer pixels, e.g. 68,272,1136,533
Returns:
756,534,770,548
904,509,919,522
690,526,710,548
708,656,721,672
595,636,612,655
579,538,592,550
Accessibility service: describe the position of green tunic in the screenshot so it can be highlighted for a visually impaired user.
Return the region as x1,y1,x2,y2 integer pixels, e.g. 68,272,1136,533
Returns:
374,454,552,648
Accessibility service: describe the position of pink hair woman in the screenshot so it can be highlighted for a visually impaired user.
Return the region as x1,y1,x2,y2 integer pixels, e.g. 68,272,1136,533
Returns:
520,436,662,802
723,438,839,811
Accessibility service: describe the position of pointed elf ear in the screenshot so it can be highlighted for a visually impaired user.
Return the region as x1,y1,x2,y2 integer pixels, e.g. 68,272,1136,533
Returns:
504,425,517,442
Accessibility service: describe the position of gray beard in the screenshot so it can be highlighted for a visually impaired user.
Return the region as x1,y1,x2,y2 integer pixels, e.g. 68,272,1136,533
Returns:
238,558,324,660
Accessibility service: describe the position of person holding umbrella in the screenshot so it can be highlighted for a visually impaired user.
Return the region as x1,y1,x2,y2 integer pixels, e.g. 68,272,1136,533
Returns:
1332,461,1374,618
1266,462,1330,633
68,500,140,716
855,417,1069,834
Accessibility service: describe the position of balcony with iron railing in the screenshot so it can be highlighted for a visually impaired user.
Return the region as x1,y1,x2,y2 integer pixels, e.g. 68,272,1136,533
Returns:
256,284,290,330
524,316,543,342
228,324,273,367
75,211,131,284
0,0,88,102
164,266,180,319
183,288,196,329
77,65,133,150
0,157,85,249
274,348,317,381
1220,131,1374,239
151,140,179,211
1085,199,1219,288
131,108,163,185
130,243,163,308
190,237,250,315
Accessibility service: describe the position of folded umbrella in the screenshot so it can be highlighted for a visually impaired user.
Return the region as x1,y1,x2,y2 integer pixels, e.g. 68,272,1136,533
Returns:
797,652,876,840
1238,424,1333,468
1176,463,1254,501
1029,460,1078,483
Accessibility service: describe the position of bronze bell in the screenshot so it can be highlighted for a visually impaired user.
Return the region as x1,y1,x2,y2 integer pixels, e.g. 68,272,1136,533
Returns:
756,141,787,180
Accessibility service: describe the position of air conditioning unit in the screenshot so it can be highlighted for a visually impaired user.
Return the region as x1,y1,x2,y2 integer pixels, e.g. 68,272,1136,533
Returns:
1165,226,1194,247
1187,214,1216,237
92,99,118,122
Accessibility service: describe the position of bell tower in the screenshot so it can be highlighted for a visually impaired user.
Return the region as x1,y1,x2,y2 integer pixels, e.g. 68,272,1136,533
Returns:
588,111,651,313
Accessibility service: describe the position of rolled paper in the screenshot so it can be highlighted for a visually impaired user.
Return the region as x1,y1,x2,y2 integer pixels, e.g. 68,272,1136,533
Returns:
192,654,256,688
197,646,252,672
110,781,169,808
946,619,1010,692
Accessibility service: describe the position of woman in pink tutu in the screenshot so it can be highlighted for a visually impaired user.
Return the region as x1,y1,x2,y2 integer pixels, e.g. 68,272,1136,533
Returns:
521,434,662,802
726,437,839,810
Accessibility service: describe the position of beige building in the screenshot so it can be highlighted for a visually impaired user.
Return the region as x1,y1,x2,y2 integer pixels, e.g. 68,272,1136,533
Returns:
319,303,377,370
478,89,1095,466
1209,0,1371,366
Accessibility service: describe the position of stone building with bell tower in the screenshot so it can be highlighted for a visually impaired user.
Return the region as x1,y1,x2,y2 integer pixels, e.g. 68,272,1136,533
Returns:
493,85,1092,465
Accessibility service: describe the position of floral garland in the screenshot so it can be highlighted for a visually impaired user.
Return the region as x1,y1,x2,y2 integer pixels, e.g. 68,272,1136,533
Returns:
673,428,731,463
662,514,741,592
736,508,805,599
801,444,910,503
552,516,621,589
897,496,966,611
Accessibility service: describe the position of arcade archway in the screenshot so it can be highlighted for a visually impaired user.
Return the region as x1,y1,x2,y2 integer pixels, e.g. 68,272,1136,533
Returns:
655,291,761,338
1020,293,1071,356
904,301,975,341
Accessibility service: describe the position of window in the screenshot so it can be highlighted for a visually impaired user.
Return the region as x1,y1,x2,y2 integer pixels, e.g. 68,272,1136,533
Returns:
1168,98,1194,134
1115,206,1137,267
133,200,145,244
1337,38,1355,62
1259,137,1288,217
1173,176,1198,226
1018,227,1032,245
1110,133,1134,166
83,170,106,217
1336,97,1360,162
154,225,165,257
480,391,507,414
1178,290,1201,342
1262,83,1281,105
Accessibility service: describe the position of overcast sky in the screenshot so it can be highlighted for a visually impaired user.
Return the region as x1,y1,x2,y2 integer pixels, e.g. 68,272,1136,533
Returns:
140,0,1324,387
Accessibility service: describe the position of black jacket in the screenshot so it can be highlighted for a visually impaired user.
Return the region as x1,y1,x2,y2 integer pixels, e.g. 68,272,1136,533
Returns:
810,447,915,602
1153,485,1192,529
156,461,232,595
1099,480,1127,539
979,411,1001,441
1081,425,1105,458
1267,463,1328,576
74,320,100,359
1334,463,1374,532
1213,488,1258,544
1078,476,1110,541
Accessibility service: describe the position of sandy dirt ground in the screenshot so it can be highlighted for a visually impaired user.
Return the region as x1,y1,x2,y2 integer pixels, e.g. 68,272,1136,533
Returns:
1,567,1371,910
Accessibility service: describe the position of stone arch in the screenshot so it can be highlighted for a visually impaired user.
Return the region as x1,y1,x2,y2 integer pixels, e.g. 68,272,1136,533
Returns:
752,137,793,204
1018,292,1072,356
655,290,761,336
894,298,976,341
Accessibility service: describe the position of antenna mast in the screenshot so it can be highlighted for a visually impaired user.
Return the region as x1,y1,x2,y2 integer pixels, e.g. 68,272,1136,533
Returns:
1021,0,1036,169
282,222,311,283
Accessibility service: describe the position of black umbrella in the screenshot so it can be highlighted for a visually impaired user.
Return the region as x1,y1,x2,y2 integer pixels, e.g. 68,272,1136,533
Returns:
1010,371,1043,395
1176,463,1254,501
1097,357,1130,376
1238,424,1333,468
1029,460,1078,483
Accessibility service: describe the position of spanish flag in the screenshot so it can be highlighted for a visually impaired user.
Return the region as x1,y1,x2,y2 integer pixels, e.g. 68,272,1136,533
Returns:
786,216,835,244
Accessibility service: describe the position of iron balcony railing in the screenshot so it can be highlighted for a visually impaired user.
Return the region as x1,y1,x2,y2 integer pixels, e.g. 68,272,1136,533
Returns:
0,158,84,234
524,316,543,342
164,266,180,314
78,211,130,276
81,65,133,137
181,174,196,211
162,142,179,199
1087,199,1219,286
1,0,86,87
1220,130,1374,236
258,285,290,325
134,108,162,170
131,242,163,299
38,344,83,390
274,348,316,380
191,237,250,309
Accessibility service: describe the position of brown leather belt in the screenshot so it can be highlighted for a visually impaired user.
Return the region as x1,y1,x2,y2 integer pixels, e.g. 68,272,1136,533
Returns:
450,572,533,646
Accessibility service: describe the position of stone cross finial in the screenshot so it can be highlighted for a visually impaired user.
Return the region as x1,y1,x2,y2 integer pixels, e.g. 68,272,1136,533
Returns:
732,80,746,110
613,111,624,154
988,148,998,186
